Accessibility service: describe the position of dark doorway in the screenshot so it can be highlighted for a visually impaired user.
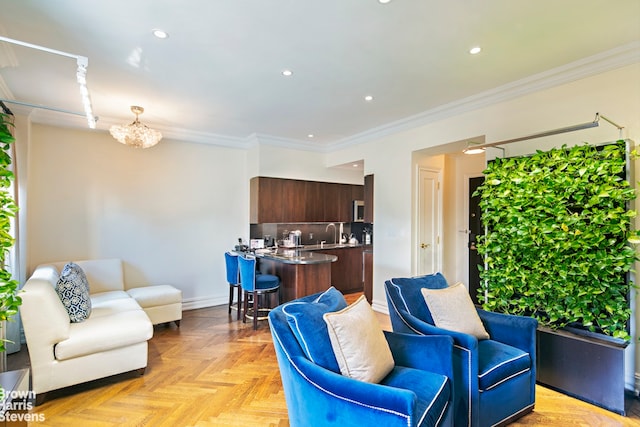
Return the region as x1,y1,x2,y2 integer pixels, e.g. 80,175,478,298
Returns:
468,176,484,305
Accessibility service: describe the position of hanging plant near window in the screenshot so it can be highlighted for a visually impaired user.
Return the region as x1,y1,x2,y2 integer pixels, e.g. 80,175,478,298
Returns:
475,140,638,341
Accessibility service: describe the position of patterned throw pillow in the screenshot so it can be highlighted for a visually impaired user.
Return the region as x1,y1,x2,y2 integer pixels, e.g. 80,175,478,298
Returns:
55,262,92,322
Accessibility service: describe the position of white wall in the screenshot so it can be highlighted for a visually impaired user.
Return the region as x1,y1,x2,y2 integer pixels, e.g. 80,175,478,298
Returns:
253,143,364,184
23,124,250,309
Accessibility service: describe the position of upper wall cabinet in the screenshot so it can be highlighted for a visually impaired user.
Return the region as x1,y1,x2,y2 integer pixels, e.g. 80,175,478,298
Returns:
364,174,374,223
305,180,325,222
250,177,363,223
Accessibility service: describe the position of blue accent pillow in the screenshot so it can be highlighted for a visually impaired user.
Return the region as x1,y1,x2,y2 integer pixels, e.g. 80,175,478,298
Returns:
388,273,448,324
283,287,347,373
55,262,92,323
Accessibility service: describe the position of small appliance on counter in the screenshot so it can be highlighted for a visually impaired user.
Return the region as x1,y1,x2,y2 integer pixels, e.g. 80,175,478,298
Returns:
282,230,302,248
289,230,302,247
234,237,249,252
250,238,265,250
348,233,359,245
363,227,372,245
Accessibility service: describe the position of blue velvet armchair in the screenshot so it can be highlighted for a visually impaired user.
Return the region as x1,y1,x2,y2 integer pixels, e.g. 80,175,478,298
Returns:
385,274,537,427
268,287,455,427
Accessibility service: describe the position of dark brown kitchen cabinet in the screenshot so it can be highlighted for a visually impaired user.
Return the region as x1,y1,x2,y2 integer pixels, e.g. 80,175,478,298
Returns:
282,179,306,222
363,249,373,303
352,185,364,203
319,246,364,294
250,177,363,223
322,183,339,222
305,181,325,222
324,183,353,222
364,174,374,223
250,177,284,223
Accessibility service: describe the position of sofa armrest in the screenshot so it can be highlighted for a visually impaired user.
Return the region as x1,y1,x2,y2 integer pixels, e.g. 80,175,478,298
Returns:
20,279,70,356
291,354,417,426
477,309,537,354
384,331,454,380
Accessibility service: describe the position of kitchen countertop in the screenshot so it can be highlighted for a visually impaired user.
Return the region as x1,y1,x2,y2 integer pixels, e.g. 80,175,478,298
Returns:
237,243,365,265
254,248,338,265
297,243,363,251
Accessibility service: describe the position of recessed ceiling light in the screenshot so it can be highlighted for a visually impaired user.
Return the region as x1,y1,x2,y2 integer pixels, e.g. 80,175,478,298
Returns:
379,0,391,4
469,46,482,55
307,134,314,138
353,164,359,167
282,69,293,77
364,95,374,101
152,29,169,39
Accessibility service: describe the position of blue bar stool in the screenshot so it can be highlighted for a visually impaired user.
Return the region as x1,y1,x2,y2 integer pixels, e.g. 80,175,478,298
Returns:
238,255,280,330
224,252,242,320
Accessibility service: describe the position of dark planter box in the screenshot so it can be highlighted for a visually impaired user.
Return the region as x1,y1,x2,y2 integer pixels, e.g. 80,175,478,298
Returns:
536,326,629,415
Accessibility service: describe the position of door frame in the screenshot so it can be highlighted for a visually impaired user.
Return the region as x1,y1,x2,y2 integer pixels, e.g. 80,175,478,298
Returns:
415,167,443,276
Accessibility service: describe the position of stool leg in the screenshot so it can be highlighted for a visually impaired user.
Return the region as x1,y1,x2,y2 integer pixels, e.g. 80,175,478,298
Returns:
236,286,242,321
253,291,258,330
228,285,234,314
242,290,248,324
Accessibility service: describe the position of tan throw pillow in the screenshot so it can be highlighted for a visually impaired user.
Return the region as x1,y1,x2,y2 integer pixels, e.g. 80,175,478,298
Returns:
323,295,395,383
421,282,490,340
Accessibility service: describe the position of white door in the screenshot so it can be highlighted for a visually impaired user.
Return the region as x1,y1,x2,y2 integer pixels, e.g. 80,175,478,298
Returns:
417,168,441,275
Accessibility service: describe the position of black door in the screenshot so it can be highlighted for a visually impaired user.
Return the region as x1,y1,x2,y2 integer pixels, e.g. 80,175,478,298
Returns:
468,176,484,305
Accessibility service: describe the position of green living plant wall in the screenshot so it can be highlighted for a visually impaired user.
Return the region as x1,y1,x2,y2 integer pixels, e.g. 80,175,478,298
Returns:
475,140,639,341
0,113,20,352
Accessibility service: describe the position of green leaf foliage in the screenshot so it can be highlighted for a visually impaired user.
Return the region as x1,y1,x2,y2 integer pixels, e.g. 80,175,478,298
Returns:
475,141,637,341
0,113,20,352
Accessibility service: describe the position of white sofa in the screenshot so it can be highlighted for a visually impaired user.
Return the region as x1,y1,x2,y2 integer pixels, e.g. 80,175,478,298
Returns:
20,258,182,402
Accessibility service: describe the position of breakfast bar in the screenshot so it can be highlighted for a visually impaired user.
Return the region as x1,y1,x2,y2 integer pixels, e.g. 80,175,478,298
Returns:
256,248,337,303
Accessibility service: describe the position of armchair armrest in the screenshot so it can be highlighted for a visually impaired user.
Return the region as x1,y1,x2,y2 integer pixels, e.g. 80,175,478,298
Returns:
384,331,454,380
292,354,417,426
395,307,479,351
477,309,538,354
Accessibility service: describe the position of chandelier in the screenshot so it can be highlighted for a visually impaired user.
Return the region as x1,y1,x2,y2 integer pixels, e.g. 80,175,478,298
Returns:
109,106,162,148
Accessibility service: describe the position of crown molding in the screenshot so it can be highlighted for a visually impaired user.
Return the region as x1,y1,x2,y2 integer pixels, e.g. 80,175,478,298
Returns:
249,133,329,152
0,76,14,101
157,125,251,149
327,41,640,151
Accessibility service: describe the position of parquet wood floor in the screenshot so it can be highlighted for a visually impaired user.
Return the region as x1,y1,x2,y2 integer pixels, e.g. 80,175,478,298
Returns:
7,293,640,426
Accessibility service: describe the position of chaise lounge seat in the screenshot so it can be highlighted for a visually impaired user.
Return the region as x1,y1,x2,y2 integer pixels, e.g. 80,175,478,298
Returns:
20,258,182,403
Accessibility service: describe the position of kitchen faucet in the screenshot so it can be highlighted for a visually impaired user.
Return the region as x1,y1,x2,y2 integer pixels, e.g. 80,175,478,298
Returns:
325,223,337,245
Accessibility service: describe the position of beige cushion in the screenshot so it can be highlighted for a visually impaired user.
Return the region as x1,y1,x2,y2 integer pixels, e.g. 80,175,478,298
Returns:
126,285,182,308
90,290,132,305
54,309,153,360
323,295,395,383
89,297,143,319
421,282,490,340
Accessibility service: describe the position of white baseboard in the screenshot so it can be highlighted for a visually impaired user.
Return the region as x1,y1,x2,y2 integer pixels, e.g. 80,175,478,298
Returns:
182,295,227,311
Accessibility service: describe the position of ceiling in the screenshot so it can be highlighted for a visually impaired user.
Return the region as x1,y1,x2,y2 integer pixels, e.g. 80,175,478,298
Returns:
0,0,639,150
